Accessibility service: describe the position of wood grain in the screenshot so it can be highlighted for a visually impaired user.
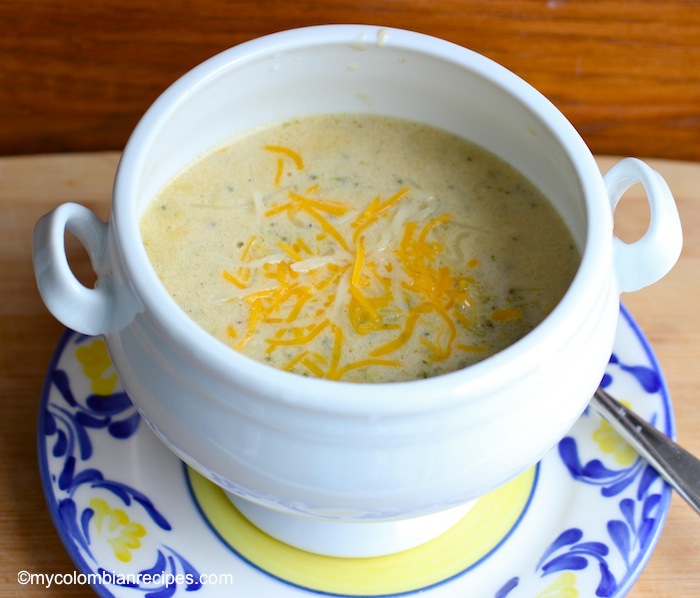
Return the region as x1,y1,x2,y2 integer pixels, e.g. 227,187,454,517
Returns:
1,0,699,160
1,152,699,595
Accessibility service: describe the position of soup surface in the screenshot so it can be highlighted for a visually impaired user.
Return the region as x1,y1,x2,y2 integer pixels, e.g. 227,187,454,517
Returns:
141,114,579,382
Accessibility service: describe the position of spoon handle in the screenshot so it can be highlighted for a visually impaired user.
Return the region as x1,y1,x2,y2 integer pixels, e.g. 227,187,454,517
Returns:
590,386,700,516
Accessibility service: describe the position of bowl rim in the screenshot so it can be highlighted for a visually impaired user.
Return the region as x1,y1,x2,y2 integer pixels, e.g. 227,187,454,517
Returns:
112,24,613,414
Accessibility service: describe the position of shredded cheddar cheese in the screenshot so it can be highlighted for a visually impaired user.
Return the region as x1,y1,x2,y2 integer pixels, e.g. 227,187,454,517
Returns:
216,144,510,381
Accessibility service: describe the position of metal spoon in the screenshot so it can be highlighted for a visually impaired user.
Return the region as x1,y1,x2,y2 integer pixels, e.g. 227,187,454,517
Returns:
590,386,700,515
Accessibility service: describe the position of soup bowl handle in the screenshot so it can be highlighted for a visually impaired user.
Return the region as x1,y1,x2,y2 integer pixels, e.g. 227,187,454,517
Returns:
604,157,682,294
33,202,114,336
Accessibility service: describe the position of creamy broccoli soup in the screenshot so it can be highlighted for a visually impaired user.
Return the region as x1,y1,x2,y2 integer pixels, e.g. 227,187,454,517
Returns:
141,114,579,382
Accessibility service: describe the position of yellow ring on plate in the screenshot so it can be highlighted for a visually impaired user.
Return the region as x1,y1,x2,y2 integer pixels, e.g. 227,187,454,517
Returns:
187,466,536,596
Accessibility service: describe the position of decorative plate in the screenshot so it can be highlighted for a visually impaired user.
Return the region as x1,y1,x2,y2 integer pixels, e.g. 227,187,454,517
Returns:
38,305,673,597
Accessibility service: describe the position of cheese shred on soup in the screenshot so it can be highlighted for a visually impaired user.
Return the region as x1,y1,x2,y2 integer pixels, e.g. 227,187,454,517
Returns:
141,114,580,383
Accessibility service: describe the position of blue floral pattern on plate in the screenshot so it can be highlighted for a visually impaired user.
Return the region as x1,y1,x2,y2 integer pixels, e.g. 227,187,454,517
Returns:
40,334,202,597
38,305,673,597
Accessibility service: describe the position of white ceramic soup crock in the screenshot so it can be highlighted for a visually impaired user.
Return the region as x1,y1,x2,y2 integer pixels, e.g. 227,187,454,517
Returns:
33,25,682,557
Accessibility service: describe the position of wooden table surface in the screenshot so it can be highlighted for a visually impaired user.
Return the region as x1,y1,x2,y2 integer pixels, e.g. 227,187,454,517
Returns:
0,152,698,595
2,1,700,161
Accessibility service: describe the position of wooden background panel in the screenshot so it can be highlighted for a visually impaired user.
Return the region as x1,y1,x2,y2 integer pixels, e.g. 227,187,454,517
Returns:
1,0,699,160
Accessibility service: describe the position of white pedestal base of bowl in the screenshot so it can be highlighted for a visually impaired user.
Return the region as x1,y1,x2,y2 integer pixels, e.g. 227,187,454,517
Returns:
226,493,477,558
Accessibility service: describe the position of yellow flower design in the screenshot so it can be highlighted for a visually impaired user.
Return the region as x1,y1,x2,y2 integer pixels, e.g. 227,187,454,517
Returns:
536,572,579,598
76,340,118,395
90,498,146,562
592,399,637,466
